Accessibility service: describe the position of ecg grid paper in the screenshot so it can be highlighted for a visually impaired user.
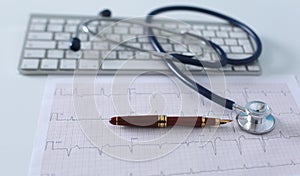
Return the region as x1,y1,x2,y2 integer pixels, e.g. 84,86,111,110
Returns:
29,75,300,176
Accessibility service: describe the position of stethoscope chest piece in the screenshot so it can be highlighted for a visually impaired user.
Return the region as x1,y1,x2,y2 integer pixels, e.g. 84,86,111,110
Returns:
236,101,275,135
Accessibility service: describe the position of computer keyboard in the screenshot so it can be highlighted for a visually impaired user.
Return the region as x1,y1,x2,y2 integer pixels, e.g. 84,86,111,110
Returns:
19,14,261,75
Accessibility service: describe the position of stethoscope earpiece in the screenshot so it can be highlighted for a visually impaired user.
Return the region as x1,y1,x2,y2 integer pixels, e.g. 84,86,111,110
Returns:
70,37,81,51
236,101,276,134
99,9,112,17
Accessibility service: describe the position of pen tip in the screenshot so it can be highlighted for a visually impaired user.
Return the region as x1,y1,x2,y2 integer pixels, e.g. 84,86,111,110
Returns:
220,119,233,124
109,117,116,125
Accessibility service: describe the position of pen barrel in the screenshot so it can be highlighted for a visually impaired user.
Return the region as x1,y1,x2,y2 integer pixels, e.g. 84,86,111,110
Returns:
167,117,218,127
111,115,166,127
110,116,221,128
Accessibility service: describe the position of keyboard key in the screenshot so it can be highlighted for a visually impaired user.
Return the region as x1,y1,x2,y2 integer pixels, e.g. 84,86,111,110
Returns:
216,31,229,38
102,51,117,59
54,32,71,40
24,49,45,58
118,51,134,59
58,41,70,49
49,18,65,24
21,59,39,69
93,42,109,50
243,44,254,53
64,25,77,32
207,25,219,30
60,60,77,70
28,32,53,40
220,26,232,31
203,31,215,37
67,19,81,24
230,46,244,53
130,27,144,34
79,60,99,70
135,51,150,59
47,24,63,32
227,54,252,60
102,60,169,70
29,24,46,31
114,26,128,34
66,50,82,59
40,59,58,70
233,65,247,71
211,38,225,45
47,50,64,58
247,65,260,72
122,34,137,42
229,31,247,38
225,39,238,46
26,41,56,49
31,18,47,24
83,51,100,59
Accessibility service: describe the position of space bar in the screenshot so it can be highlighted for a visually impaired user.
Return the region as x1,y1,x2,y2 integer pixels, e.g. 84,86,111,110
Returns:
102,60,169,70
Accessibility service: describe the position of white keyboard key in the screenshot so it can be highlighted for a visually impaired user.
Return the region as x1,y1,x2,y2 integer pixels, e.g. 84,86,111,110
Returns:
229,31,247,38
66,50,82,59
40,59,58,70
54,33,70,40
247,65,260,72
106,34,121,42
102,51,117,59
29,24,46,31
219,65,233,71
84,51,100,59
220,26,232,31
31,18,47,24
47,50,64,58
79,60,99,70
225,39,238,46
243,44,254,53
161,44,173,51
203,31,215,37
67,19,81,24
80,42,92,50
130,27,144,34
58,41,70,49
220,46,230,53
26,41,56,49
102,60,169,70
207,25,219,30
60,60,77,70
227,54,252,60
211,38,225,45
126,43,141,49
233,65,247,71
122,34,137,42
64,25,77,32
114,26,128,34
142,43,153,50
238,39,251,46
173,44,188,52
49,18,65,24
24,49,45,58
118,51,134,59
216,31,229,38
230,46,244,53
135,51,150,59
28,32,53,40
47,24,63,32
193,24,205,30
21,59,39,69
78,34,88,41
93,42,109,50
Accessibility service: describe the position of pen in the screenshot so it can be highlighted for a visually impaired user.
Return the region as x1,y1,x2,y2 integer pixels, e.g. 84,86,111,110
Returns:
109,115,232,128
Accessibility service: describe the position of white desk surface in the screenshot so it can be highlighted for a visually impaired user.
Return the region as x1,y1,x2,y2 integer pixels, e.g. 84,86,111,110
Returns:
0,0,299,175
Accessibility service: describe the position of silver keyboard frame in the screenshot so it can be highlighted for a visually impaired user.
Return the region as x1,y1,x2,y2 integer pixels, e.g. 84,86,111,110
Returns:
18,14,262,76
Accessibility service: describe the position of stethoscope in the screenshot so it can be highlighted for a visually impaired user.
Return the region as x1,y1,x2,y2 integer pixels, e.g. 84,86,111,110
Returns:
69,6,275,135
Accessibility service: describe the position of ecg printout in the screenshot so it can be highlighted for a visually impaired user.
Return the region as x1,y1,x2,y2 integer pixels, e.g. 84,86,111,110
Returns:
29,75,300,176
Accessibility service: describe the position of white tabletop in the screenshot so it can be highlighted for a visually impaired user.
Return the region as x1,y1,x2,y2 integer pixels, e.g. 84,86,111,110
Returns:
0,0,300,175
